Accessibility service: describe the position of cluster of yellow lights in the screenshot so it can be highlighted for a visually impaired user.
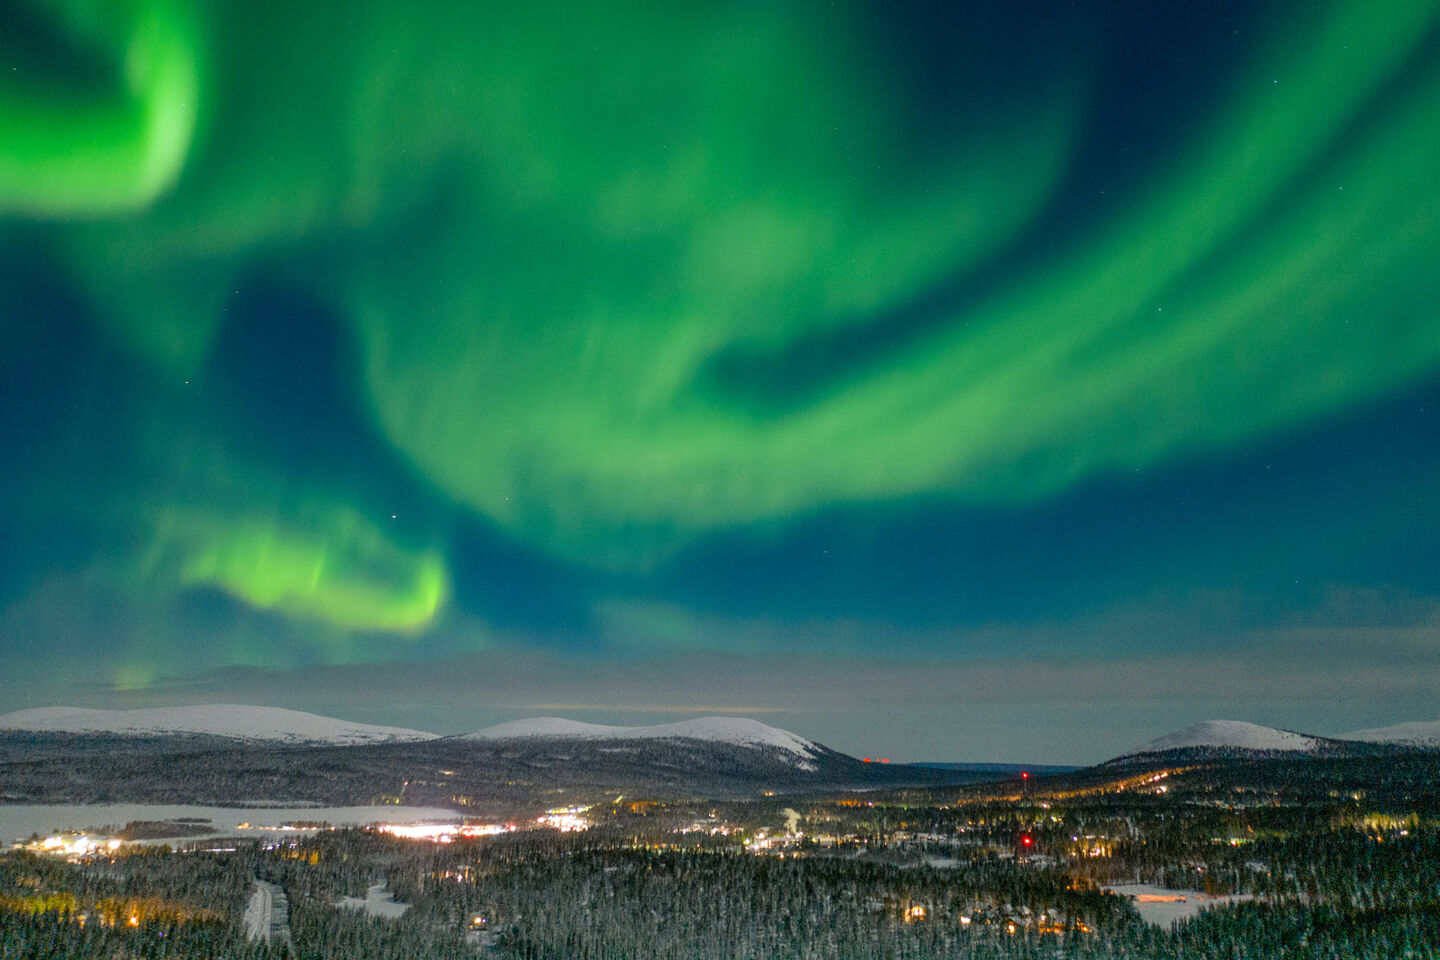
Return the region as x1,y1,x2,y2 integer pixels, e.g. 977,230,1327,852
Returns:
21,833,125,857
535,811,591,832
375,809,594,842
378,822,516,843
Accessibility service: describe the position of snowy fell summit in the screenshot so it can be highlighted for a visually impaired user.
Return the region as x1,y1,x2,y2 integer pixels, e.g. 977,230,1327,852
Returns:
463,716,818,761
0,704,439,745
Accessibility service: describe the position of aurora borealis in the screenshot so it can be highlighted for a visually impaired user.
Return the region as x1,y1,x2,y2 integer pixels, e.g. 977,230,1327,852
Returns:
3,0,1440,760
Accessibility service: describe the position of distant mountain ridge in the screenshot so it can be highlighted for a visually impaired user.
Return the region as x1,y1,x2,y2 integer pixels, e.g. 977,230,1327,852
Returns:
1109,717,1440,764
9,705,1437,769
1340,718,1440,747
464,716,818,760
0,705,439,745
1132,720,1328,754
914,762,1081,774
0,707,984,806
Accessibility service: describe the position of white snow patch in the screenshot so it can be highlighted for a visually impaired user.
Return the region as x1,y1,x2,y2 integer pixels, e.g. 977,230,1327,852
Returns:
1105,884,1253,927
337,883,410,919
0,705,438,745
244,880,292,946
465,716,817,758
1129,720,1322,755
1341,718,1440,746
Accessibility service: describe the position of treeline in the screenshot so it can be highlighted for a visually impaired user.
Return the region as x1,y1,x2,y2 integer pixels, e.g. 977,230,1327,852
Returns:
0,733,969,810
247,829,1440,958
0,910,271,960
3,820,1439,958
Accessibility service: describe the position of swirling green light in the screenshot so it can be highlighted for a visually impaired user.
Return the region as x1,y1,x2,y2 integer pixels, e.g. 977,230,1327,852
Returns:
345,0,1440,566
159,508,446,633
4,0,1439,641
0,0,200,217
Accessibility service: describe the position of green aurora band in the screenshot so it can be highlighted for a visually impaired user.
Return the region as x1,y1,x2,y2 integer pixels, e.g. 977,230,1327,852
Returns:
0,0,199,216
3,0,1440,648
164,509,446,634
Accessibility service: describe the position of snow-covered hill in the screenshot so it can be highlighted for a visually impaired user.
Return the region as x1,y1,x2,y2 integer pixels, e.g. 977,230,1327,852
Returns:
1341,718,1440,747
463,716,817,759
1124,720,1327,757
0,705,439,745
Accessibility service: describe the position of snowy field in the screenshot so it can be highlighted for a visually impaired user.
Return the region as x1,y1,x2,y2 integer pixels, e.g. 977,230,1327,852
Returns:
1105,883,1254,927
0,803,460,846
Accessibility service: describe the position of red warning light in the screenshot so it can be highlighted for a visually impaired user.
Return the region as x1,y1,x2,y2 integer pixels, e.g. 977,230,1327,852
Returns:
1021,771,1029,780
1021,834,1033,847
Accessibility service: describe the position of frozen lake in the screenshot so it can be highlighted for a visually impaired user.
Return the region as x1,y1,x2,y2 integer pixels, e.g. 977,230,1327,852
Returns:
0,803,460,846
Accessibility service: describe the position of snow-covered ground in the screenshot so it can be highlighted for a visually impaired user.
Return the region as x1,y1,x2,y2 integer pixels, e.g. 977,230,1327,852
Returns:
465,716,818,758
0,705,438,745
337,883,411,919
1105,884,1254,927
1341,718,1440,746
1128,720,1323,755
0,803,459,847
244,880,294,947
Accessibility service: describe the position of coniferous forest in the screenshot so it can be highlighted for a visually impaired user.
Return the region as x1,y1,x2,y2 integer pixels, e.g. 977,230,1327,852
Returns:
3,752,1439,959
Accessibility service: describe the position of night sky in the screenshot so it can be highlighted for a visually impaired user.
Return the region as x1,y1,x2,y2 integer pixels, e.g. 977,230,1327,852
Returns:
2,0,1439,763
